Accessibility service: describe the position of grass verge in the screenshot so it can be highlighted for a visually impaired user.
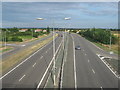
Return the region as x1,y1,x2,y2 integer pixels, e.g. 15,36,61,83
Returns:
82,36,119,54
0,34,58,74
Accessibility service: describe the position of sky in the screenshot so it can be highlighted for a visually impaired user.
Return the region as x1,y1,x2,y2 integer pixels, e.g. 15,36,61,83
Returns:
2,2,118,28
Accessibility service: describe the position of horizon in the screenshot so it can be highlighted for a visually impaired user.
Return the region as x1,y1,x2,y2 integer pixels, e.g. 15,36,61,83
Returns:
2,2,118,29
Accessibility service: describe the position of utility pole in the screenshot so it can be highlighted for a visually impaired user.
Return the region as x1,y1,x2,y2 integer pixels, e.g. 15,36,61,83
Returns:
109,29,113,54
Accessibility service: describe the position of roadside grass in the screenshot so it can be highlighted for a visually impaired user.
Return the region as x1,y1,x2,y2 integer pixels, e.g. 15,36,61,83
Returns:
0,47,13,53
0,34,49,53
19,35,33,40
83,36,119,54
0,34,58,74
0,34,48,45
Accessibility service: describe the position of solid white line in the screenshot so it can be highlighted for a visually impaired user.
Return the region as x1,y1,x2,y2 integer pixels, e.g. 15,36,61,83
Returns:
32,63,36,67
60,33,69,88
36,39,63,89
88,59,90,63
0,38,56,80
19,75,26,82
40,56,43,59
71,35,77,89
92,69,95,74
97,55,119,78
100,86,103,90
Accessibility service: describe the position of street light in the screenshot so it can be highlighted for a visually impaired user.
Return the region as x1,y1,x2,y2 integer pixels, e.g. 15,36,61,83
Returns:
36,18,44,20
64,17,71,62
36,18,56,87
109,29,114,54
35,18,45,39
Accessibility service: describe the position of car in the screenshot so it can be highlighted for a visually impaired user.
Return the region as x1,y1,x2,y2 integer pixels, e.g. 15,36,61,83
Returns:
75,46,81,50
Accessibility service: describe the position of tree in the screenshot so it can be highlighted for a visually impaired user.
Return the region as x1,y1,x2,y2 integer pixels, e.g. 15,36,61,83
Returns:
47,26,50,33
11,36,23,42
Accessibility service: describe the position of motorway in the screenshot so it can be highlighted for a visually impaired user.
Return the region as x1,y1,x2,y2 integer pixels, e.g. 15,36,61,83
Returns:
62,33,118,89
1,32,63,88
1,31,119,89
1,33,53,60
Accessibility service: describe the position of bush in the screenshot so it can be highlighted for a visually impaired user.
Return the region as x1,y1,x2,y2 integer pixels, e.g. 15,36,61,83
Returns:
11,36,23,42
33,33,39,38
79,29,118,44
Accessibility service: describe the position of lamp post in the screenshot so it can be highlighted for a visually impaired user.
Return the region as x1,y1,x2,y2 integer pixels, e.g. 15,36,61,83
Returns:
52,19,56,87
109,29,113,54
64,17,71,62
36,18,56,87
36,18,45,39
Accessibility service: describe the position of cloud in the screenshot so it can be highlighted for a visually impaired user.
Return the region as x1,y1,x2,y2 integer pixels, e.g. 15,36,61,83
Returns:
2,2,118,28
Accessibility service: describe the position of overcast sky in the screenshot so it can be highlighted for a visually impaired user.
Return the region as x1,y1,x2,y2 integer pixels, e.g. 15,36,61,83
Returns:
2,2,118,28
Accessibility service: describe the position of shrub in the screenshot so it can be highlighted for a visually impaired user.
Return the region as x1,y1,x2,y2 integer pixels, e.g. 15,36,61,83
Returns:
11,36,23,42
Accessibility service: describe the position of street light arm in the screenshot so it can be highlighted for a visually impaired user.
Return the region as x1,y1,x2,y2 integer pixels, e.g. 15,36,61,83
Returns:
64,17,71,20
36,18,44,20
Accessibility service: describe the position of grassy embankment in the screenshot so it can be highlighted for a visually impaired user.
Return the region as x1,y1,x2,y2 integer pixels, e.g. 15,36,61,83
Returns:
0,34,48,53
0,34,58,73
83,31,119,54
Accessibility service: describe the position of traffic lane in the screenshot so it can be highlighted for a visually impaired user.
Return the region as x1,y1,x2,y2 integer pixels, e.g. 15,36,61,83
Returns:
73,35,99,88
62,33,75,88
23,33,53,47
2,42,53,88
75,34,118,59
17,37,63,88
2,36,62,88
75,50,100,88
74,34,118,88
15,46,54,88
2,36,60,75
84,49,118,88
1,33,54,60
1,36,62,86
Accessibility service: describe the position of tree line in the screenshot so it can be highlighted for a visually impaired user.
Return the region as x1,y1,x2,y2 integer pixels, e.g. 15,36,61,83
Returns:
79,28,118,44
1,27,50,42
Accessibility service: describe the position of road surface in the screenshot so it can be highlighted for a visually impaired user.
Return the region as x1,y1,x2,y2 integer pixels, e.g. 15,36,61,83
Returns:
62,33,118,89
1,33,53,60
1,33,63,88
1,32,119,89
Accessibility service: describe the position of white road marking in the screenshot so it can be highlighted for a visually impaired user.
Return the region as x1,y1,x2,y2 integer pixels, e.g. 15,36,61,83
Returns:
40,56,43,59
88,59,90,63
21,45,26,47
97,54,119,78
32,63,36,67
60,34,69,88
36,40,63,89
71,35,77,89
100,86,103,90
0,38,55,80
19,75,26,82
85,53,87,56
92,69,95,74
46,50,48,53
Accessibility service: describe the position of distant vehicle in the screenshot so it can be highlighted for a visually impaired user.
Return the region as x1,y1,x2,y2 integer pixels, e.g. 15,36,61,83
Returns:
75,46,81,50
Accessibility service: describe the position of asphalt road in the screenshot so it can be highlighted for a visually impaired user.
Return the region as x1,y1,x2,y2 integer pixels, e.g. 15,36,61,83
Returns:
1,32,63,88
71,33,118,88
1,32,119,89
1,33,53,60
